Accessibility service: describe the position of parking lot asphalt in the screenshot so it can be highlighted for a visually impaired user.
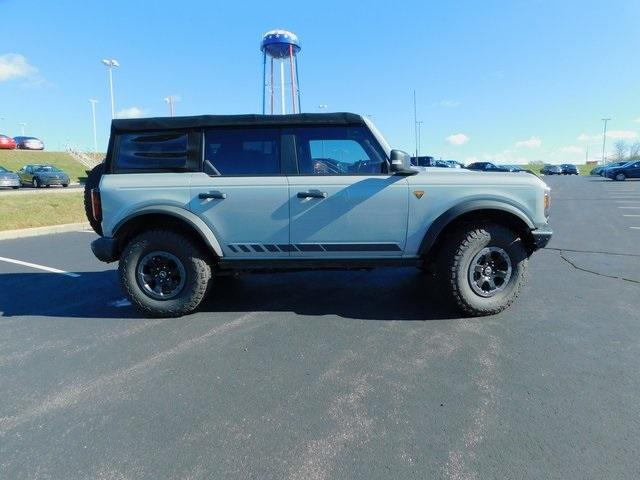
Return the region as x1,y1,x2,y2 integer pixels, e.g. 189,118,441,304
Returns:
1,176,639,479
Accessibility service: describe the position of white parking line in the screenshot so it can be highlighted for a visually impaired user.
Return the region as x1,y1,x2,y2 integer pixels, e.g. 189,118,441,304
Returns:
631,227,640,230
614,200,640,203
618,206,640,209
623,214,640,217
0,256,80,277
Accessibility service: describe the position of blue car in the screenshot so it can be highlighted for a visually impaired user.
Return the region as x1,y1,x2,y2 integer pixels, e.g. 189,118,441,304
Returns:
605,160,640,181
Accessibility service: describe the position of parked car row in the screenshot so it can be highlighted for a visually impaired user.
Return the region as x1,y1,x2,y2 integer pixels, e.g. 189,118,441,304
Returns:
0,164,70,189
410,158,579,176
0,134,45,150
539,164,578,175
410,156,464,168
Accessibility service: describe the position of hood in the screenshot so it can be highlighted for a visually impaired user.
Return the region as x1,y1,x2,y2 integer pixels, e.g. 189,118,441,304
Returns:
0,172,19,179
408,166,547,187
37,171,68,177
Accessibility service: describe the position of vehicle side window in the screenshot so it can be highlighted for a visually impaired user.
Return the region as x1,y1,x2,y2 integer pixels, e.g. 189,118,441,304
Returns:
204,128,280,176
293,126,387,175
115,131,191,172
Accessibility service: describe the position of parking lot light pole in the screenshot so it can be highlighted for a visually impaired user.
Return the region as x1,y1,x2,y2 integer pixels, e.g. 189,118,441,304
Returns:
101,59,119,119
18,122,26,136
164,96,175,117
601,118,611,166
89,99,98,152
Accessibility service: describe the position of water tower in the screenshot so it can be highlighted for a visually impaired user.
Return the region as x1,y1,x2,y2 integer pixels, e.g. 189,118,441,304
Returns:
261,29,301,115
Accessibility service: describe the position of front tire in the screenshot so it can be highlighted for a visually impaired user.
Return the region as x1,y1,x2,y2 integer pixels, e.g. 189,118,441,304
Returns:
615,172,626,181
437,223,528,316
33,178,41,188
119,230,212,317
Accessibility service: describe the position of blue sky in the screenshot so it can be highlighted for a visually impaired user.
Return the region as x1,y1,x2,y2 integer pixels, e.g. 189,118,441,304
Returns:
1,0,639,163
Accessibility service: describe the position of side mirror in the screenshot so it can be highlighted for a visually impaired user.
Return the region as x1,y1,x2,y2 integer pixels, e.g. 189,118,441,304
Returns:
389,149,417,176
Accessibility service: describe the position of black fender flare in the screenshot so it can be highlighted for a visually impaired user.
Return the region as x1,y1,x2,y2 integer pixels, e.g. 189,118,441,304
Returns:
418,199,535,256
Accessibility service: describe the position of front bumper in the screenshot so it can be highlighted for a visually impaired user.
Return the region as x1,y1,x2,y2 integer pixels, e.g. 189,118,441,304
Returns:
531,225,553,250
40,177,69,186
91,237,118,263
0,178,20,187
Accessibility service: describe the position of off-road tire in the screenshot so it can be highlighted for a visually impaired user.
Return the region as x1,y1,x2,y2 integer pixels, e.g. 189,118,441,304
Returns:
437,223,528,316
119,230,212,317
84,163,104,235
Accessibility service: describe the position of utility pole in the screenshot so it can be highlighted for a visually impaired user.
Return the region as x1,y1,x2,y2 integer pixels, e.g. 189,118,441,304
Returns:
416,121,423,158
18,122,26,136
601,118,611,166
89,99,98,152
413,90,418,158
586,145,589,164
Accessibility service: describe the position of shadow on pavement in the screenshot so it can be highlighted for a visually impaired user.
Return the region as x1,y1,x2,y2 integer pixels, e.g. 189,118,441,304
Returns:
0,268,462,321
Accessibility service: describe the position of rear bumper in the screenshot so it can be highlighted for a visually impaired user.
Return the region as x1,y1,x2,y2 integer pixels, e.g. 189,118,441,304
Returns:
91,236,118,263
0,178,20,187
531,225,553,250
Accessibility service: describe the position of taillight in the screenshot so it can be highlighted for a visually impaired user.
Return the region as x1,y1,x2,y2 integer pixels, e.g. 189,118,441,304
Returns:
91,188,102,222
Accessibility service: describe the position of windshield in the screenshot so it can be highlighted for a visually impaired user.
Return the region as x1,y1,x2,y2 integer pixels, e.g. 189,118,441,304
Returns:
35,165,60,172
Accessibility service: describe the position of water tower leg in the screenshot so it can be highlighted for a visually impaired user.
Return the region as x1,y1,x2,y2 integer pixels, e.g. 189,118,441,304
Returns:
289,44,297,113
295,55,301,112
262,51,267,114
280,60,286,114
270,57,274,115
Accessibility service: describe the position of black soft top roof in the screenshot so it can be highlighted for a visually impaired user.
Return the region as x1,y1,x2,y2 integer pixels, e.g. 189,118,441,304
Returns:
111,112,366,133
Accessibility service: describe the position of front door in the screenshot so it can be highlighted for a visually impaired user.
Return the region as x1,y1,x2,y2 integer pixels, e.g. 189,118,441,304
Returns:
189,127,289,259
287,125,409,257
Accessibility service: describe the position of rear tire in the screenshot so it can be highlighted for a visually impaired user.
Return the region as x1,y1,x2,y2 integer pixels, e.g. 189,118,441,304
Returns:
119,230,212,317
84,163,104,235
436,223,528,316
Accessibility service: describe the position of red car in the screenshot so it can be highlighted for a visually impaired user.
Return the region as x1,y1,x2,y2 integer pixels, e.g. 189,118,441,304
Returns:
0,134,16,149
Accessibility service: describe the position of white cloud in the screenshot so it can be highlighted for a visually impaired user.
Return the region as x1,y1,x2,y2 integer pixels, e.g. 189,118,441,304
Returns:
607,130,638,140
439,99,460,108
445,133,469,146
577,133,595,142
465,156,479,163
635,117,640,123
115,106,148,119
515,136,541,149
560,145,583,154
0,53,38,82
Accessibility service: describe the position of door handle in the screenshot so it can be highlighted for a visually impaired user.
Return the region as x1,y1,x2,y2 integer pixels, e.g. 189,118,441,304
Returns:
199,190,226,200
297,190,327,199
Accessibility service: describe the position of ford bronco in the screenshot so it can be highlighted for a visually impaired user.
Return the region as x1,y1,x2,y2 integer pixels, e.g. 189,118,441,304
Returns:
86,113,552,317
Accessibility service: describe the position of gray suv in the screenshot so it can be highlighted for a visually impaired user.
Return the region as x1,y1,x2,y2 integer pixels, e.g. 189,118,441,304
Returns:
86,113,552,318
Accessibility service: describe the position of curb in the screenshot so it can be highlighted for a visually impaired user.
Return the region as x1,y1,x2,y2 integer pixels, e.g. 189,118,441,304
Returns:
0,222,92,240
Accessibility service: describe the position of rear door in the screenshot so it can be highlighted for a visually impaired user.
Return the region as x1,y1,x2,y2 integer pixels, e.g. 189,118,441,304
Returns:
189,127,290,258
287,125,409,258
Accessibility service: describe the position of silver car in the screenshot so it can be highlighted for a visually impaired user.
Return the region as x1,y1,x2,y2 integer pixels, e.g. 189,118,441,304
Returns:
0,166,20,189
